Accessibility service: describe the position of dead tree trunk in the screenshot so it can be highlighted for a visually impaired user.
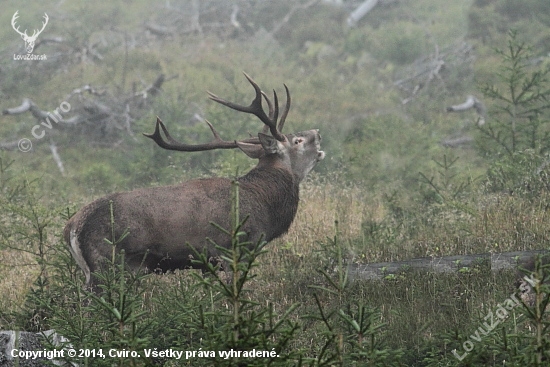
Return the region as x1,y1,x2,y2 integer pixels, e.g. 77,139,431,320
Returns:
347,0,379,27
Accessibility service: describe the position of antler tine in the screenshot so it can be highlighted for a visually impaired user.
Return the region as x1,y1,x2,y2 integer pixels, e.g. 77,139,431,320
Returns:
271,89,280,124
208,72,286,142
259,89,280,121
278,84,291,132
144,117,260,152
245,74,285,140
261,89,280,135
207,73,264,118
261,91,274,118
260,90,275,135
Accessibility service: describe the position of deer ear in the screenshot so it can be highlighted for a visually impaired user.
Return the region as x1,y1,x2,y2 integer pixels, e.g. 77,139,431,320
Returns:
237,141,265,159
258,133,283,155
238,134,284,159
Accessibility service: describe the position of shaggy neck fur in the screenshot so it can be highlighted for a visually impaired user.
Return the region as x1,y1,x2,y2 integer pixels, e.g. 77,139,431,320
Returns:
238,164,299,241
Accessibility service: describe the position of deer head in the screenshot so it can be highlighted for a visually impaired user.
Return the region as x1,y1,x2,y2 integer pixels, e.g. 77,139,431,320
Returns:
11,11,49,54
65,74,325,287
144,72,325,180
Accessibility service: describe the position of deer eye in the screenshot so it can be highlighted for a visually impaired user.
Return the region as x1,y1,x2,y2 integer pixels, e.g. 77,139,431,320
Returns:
294,138,304,145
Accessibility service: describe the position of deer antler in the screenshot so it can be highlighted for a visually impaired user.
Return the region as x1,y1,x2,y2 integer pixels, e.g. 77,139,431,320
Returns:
143,117,260,152
145,74,291,152
207,72,290,142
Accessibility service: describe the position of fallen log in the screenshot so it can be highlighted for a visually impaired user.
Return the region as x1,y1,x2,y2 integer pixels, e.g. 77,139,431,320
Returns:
348,249,548,281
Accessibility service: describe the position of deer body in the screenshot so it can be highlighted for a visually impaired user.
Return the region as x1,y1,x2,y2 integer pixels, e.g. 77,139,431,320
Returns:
64,74,324,286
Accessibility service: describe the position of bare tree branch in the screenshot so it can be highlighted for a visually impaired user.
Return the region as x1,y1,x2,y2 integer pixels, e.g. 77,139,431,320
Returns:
145,23,173,37
49,141,65,176
347,0,379,27
65,84,106,101
269,0,320,37
0,140,22,151
2,98,32,115
394,41,475,104
441,136,474,148
190,0,203,35
447,95,486,125
447,95,485,114
33,36,64,52
230,4,241,29
1,74,175,149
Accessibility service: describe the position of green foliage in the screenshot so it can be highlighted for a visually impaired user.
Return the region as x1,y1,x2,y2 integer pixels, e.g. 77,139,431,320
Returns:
3,1,550,365
14,201,154,367
477,31,550,195
269,2,346,54
496,0,550,25
478,31,550,157
420,255,550,366
304,222,404,366
1,168,550,365
342,114,440,188
485,149,550,196
419,154,477,213
79,163,125,192
0,159,60,330
509,256,550,365
468,0,550,46
181,181,302,366
365,21,430,65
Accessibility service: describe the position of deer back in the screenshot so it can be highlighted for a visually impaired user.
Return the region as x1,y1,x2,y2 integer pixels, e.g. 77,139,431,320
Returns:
64,74,324,286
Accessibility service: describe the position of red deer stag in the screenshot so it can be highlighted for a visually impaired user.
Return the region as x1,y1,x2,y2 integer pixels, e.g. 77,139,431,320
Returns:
64,74,325,286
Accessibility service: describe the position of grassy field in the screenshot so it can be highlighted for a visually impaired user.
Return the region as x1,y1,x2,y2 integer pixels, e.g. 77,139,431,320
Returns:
0,171,548,365
1,0,550,365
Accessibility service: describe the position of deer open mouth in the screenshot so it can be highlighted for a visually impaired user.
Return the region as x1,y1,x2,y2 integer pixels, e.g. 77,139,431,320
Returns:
315,132,324,161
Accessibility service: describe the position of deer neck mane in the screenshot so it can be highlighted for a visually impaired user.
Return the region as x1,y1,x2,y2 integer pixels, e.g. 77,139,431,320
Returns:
239,164,298,194
238,165,300,240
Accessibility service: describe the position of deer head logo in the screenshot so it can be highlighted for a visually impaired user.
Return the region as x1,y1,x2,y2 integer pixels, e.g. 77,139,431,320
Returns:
11,11,49,54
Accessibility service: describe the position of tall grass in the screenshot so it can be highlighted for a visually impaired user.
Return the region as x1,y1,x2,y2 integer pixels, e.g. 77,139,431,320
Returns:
1,159,550,365
0,4,549,364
